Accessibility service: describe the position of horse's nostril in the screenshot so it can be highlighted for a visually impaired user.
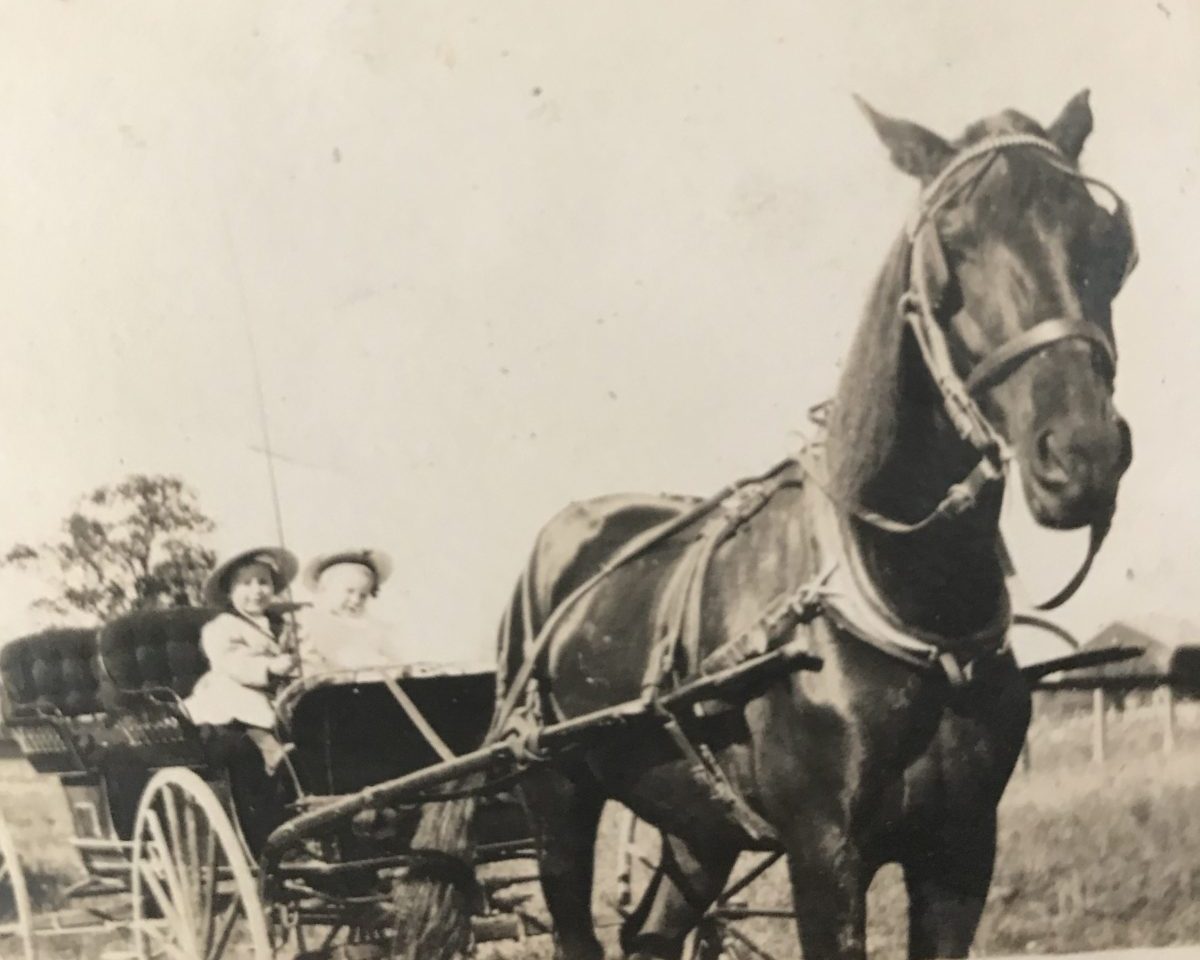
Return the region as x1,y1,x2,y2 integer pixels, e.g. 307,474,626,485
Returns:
1034,430,1072,489
1117,417,1133,473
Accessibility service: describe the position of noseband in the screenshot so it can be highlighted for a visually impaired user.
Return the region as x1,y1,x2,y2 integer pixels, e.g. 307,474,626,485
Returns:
841,134,1136,609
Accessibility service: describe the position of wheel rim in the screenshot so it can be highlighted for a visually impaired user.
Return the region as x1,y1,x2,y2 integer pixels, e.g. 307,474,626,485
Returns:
131,768,270,960
0,812,36,960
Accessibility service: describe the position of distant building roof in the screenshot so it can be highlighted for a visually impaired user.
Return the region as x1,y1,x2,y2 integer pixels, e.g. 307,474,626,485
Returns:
1079,616,1200,683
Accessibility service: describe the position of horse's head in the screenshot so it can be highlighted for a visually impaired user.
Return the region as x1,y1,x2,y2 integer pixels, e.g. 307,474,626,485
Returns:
858,91,1134,531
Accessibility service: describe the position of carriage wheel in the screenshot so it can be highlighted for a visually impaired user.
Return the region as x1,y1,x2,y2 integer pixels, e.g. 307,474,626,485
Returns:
613,808,786,960
131,768,270,960
0,811,36,960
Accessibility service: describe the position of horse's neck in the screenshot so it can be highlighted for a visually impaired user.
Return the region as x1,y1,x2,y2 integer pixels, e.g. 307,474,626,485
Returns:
824,228,1009,640
851,407,1007,638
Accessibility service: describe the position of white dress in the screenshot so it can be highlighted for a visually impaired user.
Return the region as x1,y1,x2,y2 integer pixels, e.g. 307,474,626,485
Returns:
183,612,286,729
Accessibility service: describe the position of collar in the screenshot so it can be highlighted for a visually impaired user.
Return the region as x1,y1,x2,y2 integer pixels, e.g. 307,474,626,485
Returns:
803,449,1012,670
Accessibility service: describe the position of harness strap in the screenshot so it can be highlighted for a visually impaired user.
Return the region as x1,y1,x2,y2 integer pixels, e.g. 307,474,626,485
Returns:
656,710,779,845
700,564,833,677
998,515,1111,612
965,318,1115,394
1033,520,1107,611
795,440,1003,536
633,472,800,845
642,477,801,697
491,458,798,741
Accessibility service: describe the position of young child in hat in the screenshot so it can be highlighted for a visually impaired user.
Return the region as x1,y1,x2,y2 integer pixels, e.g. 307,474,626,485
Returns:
295,549,398,673
183,546,300,773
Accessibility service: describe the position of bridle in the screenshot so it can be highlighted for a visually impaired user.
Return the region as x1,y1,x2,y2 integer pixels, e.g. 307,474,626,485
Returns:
842,133,1137,609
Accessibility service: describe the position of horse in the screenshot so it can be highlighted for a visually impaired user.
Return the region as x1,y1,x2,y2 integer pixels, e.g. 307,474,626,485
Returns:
394,91,1136,960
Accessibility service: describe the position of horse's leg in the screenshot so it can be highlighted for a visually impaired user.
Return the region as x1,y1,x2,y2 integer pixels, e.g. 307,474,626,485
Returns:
621,832,737,960
518,764,607,960
782,821,869,960
903,812,996,960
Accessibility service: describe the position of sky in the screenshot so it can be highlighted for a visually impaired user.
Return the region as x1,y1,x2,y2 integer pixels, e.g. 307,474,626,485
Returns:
0,1,1197,662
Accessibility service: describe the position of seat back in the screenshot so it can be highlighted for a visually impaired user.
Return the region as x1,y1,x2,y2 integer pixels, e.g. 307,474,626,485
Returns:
1,627,102,720
97,606,220,708
0,627,105,773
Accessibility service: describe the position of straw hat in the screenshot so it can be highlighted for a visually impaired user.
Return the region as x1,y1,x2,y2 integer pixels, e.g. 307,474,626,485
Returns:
302,549,393,596
202,546,299,607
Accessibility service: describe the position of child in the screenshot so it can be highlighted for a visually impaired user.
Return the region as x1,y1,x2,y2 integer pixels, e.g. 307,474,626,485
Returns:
295,549,399,672
183,546,300,773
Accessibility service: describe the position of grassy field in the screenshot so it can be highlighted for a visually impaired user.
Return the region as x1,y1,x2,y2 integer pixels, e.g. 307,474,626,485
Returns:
1,696,1198,958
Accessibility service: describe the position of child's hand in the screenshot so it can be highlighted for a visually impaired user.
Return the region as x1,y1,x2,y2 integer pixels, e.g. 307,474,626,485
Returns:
268,654,296,677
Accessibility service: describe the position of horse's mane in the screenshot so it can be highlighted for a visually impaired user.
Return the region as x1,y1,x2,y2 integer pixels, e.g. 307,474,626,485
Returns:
825,231,912,503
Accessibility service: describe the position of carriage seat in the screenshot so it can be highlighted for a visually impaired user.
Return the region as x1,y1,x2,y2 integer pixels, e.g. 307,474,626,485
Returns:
95,607,266,769
1,627,102,720
0,627,106,773
97,606,219,709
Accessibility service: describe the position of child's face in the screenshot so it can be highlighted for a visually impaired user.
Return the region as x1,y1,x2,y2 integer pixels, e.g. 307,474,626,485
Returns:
315,563,375,617
227,562,277,617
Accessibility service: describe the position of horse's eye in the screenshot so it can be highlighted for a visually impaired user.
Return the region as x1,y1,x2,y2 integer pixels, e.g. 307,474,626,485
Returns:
1072,210,1130,301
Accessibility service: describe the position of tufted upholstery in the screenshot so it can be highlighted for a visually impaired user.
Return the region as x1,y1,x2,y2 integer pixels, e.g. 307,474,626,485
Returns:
0,627,102,720
97,607,220,708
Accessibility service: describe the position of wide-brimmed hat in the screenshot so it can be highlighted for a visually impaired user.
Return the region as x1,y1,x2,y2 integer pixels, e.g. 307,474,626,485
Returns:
302,549,393,595
202,546,299,607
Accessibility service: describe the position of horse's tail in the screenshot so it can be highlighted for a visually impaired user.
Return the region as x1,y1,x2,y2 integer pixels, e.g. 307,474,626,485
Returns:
392,569,538,960
390,784,484,960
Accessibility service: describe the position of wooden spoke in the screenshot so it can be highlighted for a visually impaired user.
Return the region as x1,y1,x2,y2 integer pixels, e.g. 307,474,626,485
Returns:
137,850,188,933
206,894,244,960
0,811,36,960
199,817,217,953
141,921,199,960
131,768,270,960
145,808,198,954
162,781,195,927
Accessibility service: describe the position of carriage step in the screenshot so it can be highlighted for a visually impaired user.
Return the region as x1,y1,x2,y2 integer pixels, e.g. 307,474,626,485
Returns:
32,906,130,933
472,911,526,944
296,945,388,960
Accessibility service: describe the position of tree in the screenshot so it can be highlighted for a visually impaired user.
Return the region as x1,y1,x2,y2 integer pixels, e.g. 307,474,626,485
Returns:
2,474,218,622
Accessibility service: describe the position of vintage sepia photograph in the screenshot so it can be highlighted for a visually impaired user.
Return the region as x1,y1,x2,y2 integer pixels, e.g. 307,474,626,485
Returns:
0,3,1196,959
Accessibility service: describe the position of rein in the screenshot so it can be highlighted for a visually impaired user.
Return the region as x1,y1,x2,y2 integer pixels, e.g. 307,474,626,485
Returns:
835,132,1135,609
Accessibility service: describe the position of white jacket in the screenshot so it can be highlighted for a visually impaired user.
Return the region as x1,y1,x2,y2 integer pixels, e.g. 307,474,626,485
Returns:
183,613,287,729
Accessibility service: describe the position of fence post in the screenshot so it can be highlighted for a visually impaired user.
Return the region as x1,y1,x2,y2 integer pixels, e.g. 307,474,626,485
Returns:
1091,687,1106,765
1161,684,1176,755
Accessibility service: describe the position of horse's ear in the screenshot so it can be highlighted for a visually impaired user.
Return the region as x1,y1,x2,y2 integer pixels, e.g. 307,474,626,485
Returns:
854,95,953,184
1047,89,1093,161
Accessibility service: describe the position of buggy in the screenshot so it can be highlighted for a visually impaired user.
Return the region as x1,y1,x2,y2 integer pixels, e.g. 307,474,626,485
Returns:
0,609,537,959
0,605,1139,960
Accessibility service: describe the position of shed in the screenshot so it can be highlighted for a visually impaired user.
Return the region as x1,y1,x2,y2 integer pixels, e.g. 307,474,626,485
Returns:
1075,615,1200,690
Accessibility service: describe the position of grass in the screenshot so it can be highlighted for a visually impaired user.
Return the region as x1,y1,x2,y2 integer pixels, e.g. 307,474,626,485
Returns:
2,697,1198,958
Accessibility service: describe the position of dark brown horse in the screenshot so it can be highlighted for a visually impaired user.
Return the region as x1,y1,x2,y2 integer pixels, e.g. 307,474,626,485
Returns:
396,92,1135,960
